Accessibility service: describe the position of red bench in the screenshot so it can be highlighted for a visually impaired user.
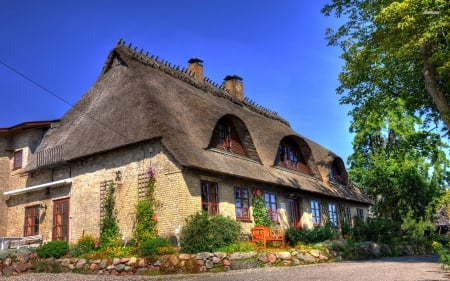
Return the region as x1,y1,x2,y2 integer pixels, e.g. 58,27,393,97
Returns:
251,226,285,249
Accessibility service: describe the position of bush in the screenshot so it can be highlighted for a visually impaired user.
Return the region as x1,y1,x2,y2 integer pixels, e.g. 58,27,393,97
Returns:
285,223,337,246
141,237,172,256
36,240,69,259
180,212,241,253
352,217,401,243
70,235,96,257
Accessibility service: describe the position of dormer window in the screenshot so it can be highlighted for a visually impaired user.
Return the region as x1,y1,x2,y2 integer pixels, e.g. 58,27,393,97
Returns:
276,138,311,175
329,158,348,185
209,115,259,160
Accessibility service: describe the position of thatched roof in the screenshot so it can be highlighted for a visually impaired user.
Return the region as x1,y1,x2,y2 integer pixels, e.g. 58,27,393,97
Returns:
26,40,371,204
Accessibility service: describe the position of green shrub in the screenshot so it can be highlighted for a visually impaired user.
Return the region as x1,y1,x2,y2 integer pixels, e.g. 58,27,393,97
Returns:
352,217,401,243
36,240,69,259
285,223,337,246
141,237,172,256
180,212,241,253
70,235,96,257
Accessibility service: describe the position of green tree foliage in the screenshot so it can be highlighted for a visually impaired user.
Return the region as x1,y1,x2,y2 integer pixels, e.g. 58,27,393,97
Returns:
346,99,449,221
322,0,450,132
100,182,120,248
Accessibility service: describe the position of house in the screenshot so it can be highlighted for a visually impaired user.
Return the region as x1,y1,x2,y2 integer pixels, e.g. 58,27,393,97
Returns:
1,40,371,244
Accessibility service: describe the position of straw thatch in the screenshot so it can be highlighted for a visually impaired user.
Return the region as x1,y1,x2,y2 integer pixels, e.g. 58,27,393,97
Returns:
26,41,371,204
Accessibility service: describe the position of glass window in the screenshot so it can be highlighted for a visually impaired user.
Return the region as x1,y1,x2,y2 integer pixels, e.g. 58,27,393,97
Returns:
201,181,219,215
264,192,278,222
311,200,321,226
356,208,364,220
328,203,338,227
24,205,39,236
53,198,70,241
234,187,249,220
13,150,23,170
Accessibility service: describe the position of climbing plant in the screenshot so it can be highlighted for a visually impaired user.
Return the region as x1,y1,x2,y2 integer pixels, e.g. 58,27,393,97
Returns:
252,190,273,227
100,181,120,248
134,166,158,247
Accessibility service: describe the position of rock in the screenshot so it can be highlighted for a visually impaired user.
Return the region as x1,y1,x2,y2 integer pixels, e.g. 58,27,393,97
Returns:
214,252,227,259
276,251,292,260
230,259,258,270
196,259,204,266
196,252,213,260
291,258,300,266
169,255,179,265
60,258,71,267
267,253,277,264
230,251,257,260
90,263,98,271
3,266,14,277
99,259,108,269
310,249,322,258
318,254,329,261
113,258,121,265
106,265,115,272
127,257,137,265
124,265,131,272
205,260,214,269
212,256,222,264
371,243,380,257
4,258,12,267
138,258,147,267
68,264,75,270
257,253,269,263
178,254,191,261
114,263,126,272
120,258,130,264
297,252,316,263
222,258,231,267
76,258,87,268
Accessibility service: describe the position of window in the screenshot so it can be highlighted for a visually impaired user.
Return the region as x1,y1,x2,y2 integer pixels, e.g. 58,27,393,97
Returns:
356,208,364,220
328,203,338,227
264,192,278,222
209,116,249,157
201,181,219,215
53,198,70,241
311,200,321,226
13,150,23,170
24,205,40,236
234,187,250,220
276,139,311,175
343,207,352,225
329,159,347,185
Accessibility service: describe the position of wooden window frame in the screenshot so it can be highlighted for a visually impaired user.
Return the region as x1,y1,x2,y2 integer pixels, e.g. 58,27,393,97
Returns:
277,142,310,175
201,181,219,215
24,205,40,236
234,187,250,221
13,150,23,170
311,200,321,226
356,208,364,220
264,192,278,222
52,198,70,241
328,203,338,227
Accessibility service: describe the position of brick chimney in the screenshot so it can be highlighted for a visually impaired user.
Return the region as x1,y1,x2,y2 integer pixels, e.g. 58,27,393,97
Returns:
187,58,204,82
223,75,244,101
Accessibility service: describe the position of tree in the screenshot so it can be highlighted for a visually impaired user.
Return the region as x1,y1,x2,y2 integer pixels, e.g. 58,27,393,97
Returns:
322,0,450,133
347,97,449,221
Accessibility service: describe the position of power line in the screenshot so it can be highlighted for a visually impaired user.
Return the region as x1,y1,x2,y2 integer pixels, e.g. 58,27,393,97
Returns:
0,59,133,142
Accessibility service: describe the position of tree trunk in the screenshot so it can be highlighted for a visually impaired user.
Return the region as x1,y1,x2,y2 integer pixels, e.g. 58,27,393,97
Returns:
423,62,450,130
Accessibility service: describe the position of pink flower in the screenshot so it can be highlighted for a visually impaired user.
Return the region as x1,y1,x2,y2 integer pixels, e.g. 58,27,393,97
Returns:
145,166,156,177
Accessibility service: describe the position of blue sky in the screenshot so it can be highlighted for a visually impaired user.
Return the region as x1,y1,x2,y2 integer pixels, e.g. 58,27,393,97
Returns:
0,1,354,161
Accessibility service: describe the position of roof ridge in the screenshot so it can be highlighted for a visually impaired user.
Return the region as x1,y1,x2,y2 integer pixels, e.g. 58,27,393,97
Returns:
106,39,290,127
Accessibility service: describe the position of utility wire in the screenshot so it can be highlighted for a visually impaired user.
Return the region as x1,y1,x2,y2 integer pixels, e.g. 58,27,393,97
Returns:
0,59,133,142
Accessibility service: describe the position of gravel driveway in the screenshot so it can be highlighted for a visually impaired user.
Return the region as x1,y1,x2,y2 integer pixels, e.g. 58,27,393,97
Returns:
5,255,449,281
